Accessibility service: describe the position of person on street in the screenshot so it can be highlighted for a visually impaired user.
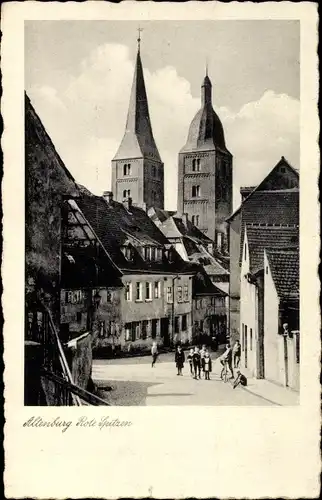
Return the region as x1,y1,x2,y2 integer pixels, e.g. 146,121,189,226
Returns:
192,346,201,379
200,344,207,378
203,350,212,380
233,340,241,368
233,370,248,389
187,348,194,376
175,345,185,376
151,341,158,368
219,343,234,379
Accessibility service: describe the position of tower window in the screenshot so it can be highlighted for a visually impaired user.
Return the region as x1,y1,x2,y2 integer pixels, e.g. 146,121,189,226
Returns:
192,185,200,198
123,189,130,198
191,215,199,226
192,159,201,172
123,164,131,176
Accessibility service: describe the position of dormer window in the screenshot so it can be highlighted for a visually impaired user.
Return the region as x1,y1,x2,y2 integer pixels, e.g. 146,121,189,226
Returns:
143,245,161,261
192,185,200,198
121,245,133,261
123,164,131,176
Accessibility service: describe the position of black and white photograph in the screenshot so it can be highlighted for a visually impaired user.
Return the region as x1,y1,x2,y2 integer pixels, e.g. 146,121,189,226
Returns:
24,19,301,406
2,3,320,499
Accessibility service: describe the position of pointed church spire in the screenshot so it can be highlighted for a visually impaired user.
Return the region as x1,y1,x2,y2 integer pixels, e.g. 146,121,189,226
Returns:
113,32,161,161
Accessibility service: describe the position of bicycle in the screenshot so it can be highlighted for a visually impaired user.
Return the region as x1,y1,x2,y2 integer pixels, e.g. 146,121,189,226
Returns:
220,359,229,383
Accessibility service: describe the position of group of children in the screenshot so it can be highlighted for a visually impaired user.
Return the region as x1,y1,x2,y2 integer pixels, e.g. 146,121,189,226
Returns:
153,341,247,387
186,345,212,380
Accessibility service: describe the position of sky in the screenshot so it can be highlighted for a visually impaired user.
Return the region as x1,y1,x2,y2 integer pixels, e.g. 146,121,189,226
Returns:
25,20,300,210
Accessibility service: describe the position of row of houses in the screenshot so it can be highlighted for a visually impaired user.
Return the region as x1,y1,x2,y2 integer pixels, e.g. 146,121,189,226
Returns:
227,157,300,390
25,91,228,404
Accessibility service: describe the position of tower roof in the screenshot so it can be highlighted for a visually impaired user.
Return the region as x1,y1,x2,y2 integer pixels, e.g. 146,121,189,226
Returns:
180,73,228,153
113,43,162,162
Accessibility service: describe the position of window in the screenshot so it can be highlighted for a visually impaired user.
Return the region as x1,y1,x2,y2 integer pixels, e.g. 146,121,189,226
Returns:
142,320,148,340
123,163,131,176
154,281,161,299
98,321,105,338
244,243,247,261
122,246,132,261
76,312,82,323
280,166,286,173
182,314,187,331
145,282,152,300
125,323,131,341
177,286,183,303
152,165,156,177
131,322,140,341
167,286,173,303
191,215,200,226
174,316,180,333
65,290,84,304
151,319,158,339
250,328,253,351
242,324,245,351
199,320,204,331
184,285,189,302
217,232,222,250
192,185,200,197
136,282,142,301
123,189,131,198
125,282,132,301
266,266,268,275
192,158,200,172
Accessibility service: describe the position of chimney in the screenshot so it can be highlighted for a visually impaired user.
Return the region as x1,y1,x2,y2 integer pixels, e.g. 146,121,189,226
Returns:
123,197,132,211
103,191,113,205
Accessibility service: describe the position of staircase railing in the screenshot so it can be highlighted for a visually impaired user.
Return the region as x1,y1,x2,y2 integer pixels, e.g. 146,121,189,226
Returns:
25,300,109,406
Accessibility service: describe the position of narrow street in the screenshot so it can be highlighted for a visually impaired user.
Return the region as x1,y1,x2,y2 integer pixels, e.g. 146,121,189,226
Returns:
92,351,288,406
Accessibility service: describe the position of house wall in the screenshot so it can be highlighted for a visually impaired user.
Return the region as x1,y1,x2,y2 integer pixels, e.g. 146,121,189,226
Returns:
116,273,193,351
25,97,77,327
240,232,257,376
228,212,241,344
264,255,280,384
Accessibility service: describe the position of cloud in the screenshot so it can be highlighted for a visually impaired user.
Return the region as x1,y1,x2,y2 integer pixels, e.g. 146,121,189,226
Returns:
27,43,300,210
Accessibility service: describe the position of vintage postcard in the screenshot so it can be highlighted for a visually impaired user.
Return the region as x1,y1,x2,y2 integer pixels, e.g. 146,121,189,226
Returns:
2,1,320,498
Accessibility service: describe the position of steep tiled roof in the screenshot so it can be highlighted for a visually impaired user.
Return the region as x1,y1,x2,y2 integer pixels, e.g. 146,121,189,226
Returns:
239,189,299,265
266,248,299,300
227,156,299,222
193,271,227,297
77,194,197,275
183,237,229,277
246,225,299,274
61,246,123,289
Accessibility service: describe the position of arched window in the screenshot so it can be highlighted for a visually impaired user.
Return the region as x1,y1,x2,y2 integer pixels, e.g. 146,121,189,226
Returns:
196,159,201,171
123,189,130,199
192,185,200,197
192,159,196,171
123,164,131,176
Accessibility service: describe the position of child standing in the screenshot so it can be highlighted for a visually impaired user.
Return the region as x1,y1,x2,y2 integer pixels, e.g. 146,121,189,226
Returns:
203,350,212,380
192,346,201,380
175,345,185,376
151,342,158,368
187,348,194,376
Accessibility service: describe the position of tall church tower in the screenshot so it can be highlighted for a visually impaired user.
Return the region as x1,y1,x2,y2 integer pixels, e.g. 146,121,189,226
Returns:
112,34,164,209
177,72,233,251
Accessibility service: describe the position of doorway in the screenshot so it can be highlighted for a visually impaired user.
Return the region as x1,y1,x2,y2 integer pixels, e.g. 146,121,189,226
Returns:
161,317,170,347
